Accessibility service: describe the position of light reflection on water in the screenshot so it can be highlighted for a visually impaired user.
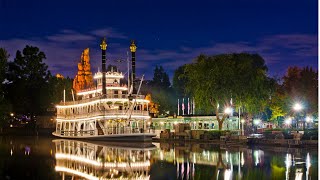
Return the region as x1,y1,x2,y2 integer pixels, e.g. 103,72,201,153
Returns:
0,136,317,180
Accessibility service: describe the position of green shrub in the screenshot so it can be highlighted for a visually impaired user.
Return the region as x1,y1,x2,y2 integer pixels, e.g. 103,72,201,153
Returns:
302,129,318,140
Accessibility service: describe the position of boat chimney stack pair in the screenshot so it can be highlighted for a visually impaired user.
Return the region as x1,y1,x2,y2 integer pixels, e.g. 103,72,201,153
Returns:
100,38,107,96
130,40,137,95
100,38,137,97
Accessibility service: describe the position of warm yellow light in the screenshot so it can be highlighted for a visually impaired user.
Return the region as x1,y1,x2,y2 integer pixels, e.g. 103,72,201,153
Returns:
55,153,101,166
56,98,149,108
55,166,99,180
130,40,137,52
100,37,107,50
94,73,124,79
56,115,151,122
77,87,128,96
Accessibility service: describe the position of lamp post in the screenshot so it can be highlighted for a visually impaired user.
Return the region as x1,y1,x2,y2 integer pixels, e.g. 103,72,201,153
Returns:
305,116,312,129
253,119,261,133
285,117,292,129
241,119,245,135
293,103,303,130
224,107,232,130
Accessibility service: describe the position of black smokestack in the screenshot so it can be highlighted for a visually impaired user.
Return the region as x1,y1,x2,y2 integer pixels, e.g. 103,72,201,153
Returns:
130,40,137,94
100,37,107,95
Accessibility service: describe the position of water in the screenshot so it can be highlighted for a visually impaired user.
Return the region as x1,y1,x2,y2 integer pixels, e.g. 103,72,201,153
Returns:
0,136,317,180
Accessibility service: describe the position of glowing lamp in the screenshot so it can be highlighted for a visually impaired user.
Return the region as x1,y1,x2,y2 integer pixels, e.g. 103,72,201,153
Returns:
253,119,261,125
224,107,232,114
293,103,303,111
285,118,292,125
306,116,312,123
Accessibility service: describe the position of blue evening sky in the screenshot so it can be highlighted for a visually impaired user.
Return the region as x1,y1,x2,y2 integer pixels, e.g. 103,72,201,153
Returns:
0,0,317,80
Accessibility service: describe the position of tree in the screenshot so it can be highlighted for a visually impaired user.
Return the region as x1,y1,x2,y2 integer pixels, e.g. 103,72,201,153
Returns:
0,48,11,126
0,48,9,86
140,66,176,115
48,75,73,105
283,66,318,115
185,53,273,130
152,65,171,89
6,45,51,117
172,64,188,97
269,82,287,126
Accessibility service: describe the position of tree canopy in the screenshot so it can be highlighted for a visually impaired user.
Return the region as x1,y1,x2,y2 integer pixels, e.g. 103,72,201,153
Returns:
6,45,51,116
172,64,188,98
184,53,273,129
0,48,11,122
283,66,318,115
140,65,176,116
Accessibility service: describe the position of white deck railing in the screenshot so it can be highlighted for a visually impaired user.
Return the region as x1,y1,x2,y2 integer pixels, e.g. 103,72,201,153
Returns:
58,94,146,106
56,127,155,137
57,110,149,120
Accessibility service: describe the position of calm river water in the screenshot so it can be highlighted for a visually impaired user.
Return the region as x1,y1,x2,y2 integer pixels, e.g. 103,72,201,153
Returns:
0,136,317,180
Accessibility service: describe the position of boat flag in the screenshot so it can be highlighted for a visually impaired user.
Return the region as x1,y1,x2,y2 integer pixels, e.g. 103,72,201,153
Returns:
182,98,185,115
178,99,180,116
193,98,195,115
188,98,190,115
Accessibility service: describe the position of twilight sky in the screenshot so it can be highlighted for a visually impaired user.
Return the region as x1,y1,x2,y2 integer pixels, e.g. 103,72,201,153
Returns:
0,0,317,80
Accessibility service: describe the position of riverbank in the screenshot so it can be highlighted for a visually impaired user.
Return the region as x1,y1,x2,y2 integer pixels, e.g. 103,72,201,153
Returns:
153,137,318,148
0,127,317,149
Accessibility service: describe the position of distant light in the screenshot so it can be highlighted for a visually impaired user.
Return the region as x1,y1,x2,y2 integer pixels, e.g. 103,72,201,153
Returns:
293,103,303,111
253,119,261,125
224,107,232,114
241,119,245,123
306,116,312,123
285,118,292,125
10,113,14,117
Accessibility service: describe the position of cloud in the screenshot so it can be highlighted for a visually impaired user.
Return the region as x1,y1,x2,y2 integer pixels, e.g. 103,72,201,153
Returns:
47,29,96,42
133,34,317,78
90,28,127,39
0,31,317,80
0,27,131,78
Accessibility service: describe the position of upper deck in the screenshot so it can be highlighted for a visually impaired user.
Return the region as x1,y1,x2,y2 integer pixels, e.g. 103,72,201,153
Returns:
57,94,148,107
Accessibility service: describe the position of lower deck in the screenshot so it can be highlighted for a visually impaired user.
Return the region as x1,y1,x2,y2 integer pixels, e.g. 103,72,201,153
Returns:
54,117,155,141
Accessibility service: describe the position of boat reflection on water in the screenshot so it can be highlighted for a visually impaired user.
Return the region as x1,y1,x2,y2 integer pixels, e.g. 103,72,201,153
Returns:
53,139,156,180
151,143,318,180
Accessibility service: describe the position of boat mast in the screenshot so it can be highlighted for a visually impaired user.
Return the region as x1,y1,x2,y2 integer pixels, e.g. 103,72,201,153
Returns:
127,51,130,93
100,37,107,96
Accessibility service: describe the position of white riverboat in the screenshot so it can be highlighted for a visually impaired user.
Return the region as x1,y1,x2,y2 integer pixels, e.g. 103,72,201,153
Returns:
52,39,156,141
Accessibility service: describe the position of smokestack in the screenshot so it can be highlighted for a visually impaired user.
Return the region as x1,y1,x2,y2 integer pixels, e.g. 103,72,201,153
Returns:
130,40,137,94
100,37,107,95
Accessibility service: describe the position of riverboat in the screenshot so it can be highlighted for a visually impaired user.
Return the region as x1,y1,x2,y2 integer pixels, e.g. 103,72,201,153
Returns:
52,39,156,141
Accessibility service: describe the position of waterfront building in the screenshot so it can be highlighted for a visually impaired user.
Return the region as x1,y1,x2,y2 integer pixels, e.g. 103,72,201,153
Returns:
152,115,240,136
